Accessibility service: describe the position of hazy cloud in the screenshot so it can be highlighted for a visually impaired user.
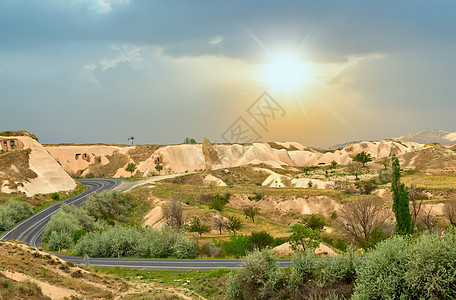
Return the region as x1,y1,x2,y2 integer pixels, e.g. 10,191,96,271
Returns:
209,36,223,45
100,46,143,71
60,0,131,14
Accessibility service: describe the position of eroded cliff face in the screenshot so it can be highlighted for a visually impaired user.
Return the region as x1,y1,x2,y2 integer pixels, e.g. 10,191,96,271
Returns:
44,139,424,178
0,136,76,196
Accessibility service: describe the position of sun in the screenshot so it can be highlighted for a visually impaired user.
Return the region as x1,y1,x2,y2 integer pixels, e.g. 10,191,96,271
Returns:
258,52,315,93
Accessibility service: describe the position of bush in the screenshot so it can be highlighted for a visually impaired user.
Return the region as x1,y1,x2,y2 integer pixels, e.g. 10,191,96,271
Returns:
208,193,230,212
172,235,199,259
51,192,60,200
48,231,72,251
315,249,358,287
355,179,378,195
60,204,96,231
376,168,392,184
200,241,222,258
248,231,274,251
353,236,410,299
303,214,326,231
72,229,87,243
288,250,316,294
404,230,456,299
84,191,135,222
218,234,249,258
0,200,33,230
43,211,80,242
225,249,284,300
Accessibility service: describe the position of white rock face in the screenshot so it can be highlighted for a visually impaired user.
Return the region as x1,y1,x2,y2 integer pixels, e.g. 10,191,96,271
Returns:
45,140,422,178
1,136,76,196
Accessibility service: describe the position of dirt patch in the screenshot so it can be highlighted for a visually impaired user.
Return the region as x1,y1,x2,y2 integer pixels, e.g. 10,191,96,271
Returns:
87,150,130,177
128,145,162,164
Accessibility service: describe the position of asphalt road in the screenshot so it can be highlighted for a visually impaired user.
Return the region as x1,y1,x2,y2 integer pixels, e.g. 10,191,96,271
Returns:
0,179,121,247
0,178,292,270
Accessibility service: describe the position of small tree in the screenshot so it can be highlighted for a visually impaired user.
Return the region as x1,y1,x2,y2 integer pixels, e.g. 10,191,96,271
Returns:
353,151,372,167
155,163,163,175
125,162,136,177
184,137,197,144
243,206,260,223
347,161,363,180
391,155,412,235
289,223,320,252
338,197,389,246
226,215,242,235
444,200,456,226
127,136,135,145
302,214,326,231
408,185,428,233
162,199,185,230
188,217,211,236
213,216,226,234
330,160,338,169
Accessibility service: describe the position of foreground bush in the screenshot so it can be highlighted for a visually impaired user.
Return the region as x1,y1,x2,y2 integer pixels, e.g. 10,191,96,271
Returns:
225,249,284,300
0,200,33,230
354,230,456,299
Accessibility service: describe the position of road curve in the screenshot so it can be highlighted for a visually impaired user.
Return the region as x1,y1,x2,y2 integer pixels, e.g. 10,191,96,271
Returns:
0,178,292,270
0,179,121,247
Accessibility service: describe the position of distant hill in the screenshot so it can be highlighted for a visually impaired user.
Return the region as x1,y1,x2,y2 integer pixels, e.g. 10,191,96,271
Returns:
396,129,456,146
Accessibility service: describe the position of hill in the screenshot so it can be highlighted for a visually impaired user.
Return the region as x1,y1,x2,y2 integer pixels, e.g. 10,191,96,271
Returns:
397,128,456,146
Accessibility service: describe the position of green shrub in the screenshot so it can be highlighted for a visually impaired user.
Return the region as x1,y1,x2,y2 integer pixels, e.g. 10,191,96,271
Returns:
84,190,135,222
218,234,249,258
200,241,222,257
404,230,456,299
225,249,284,300
72,229,87,243
248,231,274,251
303,214,326,231
51,192,60,200
376,168,392,184
208,193,230,212
288,250,316,294
353,236,410,299
172,235,199,259
43,211,80,242
315,250,358,287
0,200,33,230
47,231,72,251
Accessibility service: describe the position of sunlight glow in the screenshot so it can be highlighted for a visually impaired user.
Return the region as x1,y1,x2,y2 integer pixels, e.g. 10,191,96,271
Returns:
259,52,315,93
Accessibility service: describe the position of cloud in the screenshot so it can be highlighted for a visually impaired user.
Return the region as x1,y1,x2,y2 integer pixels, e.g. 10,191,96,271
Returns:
80,45,143,87
100,45,143,71
59,0,131,14
79,62,101,88
209,36,223,45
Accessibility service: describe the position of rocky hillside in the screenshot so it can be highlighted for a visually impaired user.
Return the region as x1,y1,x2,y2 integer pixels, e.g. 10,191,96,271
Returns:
45,139,423,178
397,128,456,146
0,133,76,196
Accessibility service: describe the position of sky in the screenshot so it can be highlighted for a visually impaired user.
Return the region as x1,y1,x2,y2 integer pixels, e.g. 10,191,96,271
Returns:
1,0,455,147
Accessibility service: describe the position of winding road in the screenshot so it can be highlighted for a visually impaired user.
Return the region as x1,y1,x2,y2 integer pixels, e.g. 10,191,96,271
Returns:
0,178,291,270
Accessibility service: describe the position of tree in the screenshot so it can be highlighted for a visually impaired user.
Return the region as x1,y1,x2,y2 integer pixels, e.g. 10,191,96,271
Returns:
338,197,389,246
391,155,412,235
420,207,436,232
162,199,185,230
226,215,242,235
128,136,135,145
407,185,428,233
125,162,136,177
355,179,378,195
330,160,338,169
444,200,456,226
155,163,163,175
243,205,260,223
302,214,326,231
187,217,211,236
353,151,372,167
289,223,320,252
213,216,226,234
346,161,363,180
184,137,197,144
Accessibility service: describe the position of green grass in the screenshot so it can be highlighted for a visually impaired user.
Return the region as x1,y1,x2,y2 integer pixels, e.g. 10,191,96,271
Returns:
402,174,456,189
96,267,230,299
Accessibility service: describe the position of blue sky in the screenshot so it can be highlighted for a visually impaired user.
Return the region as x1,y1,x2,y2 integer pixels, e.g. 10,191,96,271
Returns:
1,0,455,146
